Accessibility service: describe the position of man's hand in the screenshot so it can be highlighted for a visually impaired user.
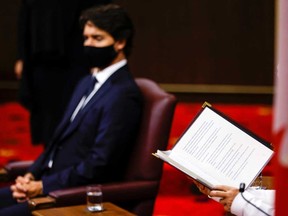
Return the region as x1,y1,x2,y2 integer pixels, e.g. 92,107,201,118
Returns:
192,179,211,195
11,174,32,201
10,184,27,201
191,178,239,213
23,173,35,181
24,180,43,198
14,59,23,79
209,185,239,212
10,173,42,202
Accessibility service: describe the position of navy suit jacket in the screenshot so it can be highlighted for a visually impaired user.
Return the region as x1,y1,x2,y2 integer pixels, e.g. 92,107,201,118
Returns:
28,65,143,194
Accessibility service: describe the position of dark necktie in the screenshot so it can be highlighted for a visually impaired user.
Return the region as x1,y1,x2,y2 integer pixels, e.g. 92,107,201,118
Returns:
84,76,97,98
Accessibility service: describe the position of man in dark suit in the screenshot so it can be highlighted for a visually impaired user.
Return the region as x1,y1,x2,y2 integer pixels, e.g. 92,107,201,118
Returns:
0,4,142,215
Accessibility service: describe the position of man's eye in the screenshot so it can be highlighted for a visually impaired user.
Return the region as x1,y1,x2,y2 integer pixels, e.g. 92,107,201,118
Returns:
93,36,103,41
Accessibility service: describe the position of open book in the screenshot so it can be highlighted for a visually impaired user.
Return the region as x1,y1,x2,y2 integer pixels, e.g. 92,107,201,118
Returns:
153,102,274,190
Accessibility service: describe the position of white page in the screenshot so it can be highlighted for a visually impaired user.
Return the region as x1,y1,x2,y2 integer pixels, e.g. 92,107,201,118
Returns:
169,107,274,188
155,150,219,188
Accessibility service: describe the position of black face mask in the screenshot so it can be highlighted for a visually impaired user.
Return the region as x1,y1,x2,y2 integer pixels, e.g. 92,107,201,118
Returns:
83,45,118,68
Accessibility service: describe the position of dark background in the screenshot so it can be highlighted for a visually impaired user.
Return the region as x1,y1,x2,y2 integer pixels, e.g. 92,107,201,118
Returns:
0,0,275,103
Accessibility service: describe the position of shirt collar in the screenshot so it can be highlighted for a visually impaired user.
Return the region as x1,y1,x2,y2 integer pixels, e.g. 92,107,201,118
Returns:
92,59,127,84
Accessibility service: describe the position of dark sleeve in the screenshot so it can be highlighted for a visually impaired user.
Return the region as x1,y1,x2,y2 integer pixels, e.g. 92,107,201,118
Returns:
27,153,46,179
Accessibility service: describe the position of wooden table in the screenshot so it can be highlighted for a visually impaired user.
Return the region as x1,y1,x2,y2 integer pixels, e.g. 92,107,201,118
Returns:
32,202,136,216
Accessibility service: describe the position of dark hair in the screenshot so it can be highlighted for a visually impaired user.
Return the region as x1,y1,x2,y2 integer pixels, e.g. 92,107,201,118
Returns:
80,4,134,56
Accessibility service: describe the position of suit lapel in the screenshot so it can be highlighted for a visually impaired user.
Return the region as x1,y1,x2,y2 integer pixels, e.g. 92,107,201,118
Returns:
57,80,113,142
51,65,129,143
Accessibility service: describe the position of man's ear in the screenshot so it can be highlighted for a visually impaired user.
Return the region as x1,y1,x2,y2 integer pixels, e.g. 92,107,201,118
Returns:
114,39,126,52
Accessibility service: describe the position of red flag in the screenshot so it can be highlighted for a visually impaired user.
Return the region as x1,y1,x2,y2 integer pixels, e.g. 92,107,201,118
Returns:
274,1,288,215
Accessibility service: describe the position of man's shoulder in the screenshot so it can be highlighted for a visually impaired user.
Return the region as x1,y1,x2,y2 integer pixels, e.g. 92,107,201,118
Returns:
109,65,137,86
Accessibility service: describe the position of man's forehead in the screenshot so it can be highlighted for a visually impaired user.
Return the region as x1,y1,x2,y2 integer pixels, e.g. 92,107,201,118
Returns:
83,22,107,35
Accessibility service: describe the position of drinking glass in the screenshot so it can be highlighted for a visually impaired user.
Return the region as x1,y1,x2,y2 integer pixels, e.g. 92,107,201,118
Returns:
86,185,103,212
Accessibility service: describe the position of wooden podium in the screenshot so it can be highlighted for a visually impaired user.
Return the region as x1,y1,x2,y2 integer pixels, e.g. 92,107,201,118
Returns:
32,202,136,216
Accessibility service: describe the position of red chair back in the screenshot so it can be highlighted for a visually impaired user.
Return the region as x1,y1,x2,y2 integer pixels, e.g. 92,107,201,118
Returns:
125,78,177,181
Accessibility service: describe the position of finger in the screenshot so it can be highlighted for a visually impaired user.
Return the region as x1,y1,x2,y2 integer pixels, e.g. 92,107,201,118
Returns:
15,176,24,181
193,181,206,191
213,185,231,191
10,184,17,192
23,177,30,183
192,180,199,186
17,198,28,203
15,182,27,192
16,176,30,184
223,204,231,212
210,190,226,197
24,173,34,181
12,191,27,200
219,197,227,205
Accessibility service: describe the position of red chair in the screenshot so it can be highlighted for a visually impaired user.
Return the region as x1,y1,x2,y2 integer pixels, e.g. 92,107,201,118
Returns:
1,78,177,216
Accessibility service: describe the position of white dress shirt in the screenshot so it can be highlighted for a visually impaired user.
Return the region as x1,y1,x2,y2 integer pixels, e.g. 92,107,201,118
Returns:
231,188,275,216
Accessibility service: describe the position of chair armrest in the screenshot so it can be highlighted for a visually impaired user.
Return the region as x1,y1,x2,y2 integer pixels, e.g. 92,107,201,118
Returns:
49,180,159,207
4,160,33,180
0,168,8,181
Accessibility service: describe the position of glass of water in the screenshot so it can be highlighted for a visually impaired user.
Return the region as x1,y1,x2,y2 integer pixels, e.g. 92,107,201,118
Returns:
86,185,103,212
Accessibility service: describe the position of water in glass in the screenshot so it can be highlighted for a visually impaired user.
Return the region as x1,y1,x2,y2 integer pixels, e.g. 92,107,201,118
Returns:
86,187,103,212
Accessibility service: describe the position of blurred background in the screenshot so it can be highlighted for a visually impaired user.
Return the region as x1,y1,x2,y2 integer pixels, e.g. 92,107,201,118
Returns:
0,0,274,104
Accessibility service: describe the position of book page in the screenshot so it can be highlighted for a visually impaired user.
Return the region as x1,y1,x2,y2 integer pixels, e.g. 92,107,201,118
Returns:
155,150,218,188
169,107,274,188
